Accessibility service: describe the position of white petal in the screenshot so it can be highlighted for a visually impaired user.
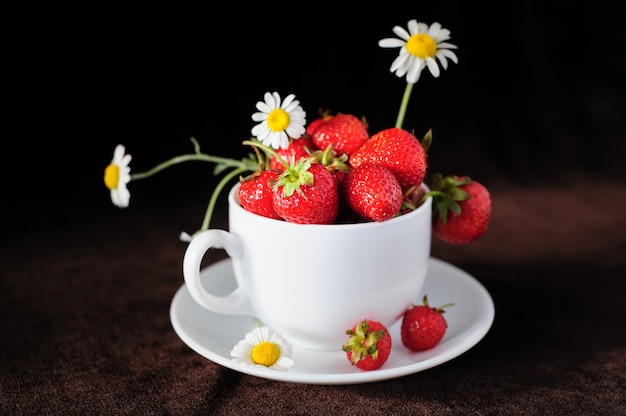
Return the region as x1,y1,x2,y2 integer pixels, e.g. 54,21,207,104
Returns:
112,144,126,161
251,112,268,122
265,92,277,108
428,22,442,34
285,124,305,139
231,342,253,357
245,329,262,345
438,55,449,70
391,25,410,41
179,232,194,242
435,49,459,64
425,57,441,78
288,108,306,120
379,38,405,48
407,19,420,34
437,42,458,50
281,94,296,108
406,63,423,84
275,132,290,149
432,29,451,42
252,123,270,139
261,131,276,148
438,48,459,64
256,101,272,113
270,92,282,108
273,356,294,370
111,187,130,208
284,103,302,116
389,52,410,73
416,22,429,34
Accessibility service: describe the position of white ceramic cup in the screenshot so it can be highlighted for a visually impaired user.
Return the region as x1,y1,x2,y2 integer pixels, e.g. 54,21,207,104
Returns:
183,182,432,351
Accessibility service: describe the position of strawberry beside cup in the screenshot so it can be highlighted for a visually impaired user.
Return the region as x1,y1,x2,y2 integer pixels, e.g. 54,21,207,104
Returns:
401,295,454,352
429,174,492,244
343,320,392,371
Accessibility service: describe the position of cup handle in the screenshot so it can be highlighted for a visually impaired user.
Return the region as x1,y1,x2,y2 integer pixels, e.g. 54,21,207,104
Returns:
182,229,254,316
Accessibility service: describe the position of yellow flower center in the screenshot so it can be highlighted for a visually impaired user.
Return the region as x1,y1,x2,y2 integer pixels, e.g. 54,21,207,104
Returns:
104,164,119,190
267,109,290,132
406,34,437,59
251,341,280,366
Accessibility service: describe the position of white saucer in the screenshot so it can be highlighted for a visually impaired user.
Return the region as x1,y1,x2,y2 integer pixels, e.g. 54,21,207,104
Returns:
170,257,495,385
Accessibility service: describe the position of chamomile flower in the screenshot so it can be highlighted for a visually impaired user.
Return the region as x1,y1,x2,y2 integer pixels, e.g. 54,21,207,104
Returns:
104,144,132,208
251,91,306,150
379,20,458,84
230,326,294,371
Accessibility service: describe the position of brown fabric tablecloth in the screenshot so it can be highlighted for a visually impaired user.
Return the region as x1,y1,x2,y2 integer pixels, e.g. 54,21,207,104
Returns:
2,179,625,415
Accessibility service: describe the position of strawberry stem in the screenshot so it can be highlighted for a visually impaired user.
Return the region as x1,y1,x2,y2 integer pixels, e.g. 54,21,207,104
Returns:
311,145,350,173
422,295,454,313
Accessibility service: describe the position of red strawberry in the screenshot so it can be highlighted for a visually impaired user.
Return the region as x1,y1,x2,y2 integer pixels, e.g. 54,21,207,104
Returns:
401,295,453,352
238,170,282,220
344,164,402,222
310,113,369,156
308,145,351,222
343,319,392,371
269,136,317,171
272,159,338,224
305,109,333,135
430,174,492,244
306,118,325,136
349,127,428,190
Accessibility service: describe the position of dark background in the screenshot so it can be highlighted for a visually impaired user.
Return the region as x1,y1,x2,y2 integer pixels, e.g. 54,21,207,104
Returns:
5,2,624,238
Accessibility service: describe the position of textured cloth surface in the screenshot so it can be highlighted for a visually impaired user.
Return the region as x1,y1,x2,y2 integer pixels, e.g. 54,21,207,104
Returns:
2,181,625,415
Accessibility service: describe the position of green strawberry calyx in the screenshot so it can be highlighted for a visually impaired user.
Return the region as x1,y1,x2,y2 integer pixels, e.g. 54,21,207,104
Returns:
274,156,315,197
242,139,316,198
420,128,433,153
342,320,386,364
310,145,350,174
420,294,455,314
423,173,472,224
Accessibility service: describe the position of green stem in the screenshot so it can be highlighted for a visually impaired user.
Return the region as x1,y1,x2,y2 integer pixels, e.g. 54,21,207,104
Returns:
198,167,248,233
242,139,289,169
130,154,251,181
123,138,263,239
395,82,414,129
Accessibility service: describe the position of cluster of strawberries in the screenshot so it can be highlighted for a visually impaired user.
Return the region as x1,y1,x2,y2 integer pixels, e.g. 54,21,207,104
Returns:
343,296,453,371
238,112,492,245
